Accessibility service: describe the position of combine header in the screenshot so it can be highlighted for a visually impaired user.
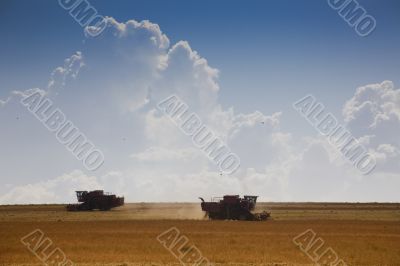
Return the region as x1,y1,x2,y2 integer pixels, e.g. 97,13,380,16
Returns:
66,190,124,211
199,195,270,221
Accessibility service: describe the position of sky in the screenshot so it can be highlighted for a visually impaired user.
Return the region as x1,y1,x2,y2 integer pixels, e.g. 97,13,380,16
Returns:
0,0,399,203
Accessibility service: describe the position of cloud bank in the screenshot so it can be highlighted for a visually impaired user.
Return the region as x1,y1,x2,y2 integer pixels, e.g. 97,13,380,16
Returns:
1,18,399,204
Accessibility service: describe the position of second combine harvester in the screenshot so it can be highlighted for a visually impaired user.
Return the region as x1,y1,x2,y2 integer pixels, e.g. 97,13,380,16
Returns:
66,190,124,211
199,195,270,221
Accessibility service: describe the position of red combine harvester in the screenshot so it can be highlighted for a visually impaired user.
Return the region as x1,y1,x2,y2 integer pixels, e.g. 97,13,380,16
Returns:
199,195,270,221
66,190,124,211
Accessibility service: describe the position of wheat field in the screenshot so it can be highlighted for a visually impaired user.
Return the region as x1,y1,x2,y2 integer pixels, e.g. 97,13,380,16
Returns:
0,203,399,265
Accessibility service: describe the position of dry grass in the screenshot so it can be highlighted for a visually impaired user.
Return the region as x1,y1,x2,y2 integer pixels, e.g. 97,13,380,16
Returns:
0,203,399,265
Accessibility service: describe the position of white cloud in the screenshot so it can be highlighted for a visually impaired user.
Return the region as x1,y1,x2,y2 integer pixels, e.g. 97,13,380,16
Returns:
1,17,399,203
0,51,83,109
0,170,102,204
0,97,10,107
47,51,84,94
131,147,201,162
343,80,400,173
343,80,400,127
95,17,170,50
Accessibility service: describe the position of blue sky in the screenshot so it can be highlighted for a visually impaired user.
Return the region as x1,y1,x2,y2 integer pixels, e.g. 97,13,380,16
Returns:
2,0,399,115
0,0,399,203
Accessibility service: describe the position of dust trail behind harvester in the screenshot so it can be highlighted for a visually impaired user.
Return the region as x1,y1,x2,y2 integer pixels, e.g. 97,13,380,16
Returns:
118,203,205,220
176,204,205,219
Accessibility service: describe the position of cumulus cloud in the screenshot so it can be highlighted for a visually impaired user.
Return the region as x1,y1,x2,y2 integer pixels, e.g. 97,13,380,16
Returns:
0,97,10,107
343,81,400,126
0,170,102,204
0,51,84,109
147,40,221,122
1,17,399,203
343,81,400,173
47,51,84,94
131,147,201,162
94,17,170,50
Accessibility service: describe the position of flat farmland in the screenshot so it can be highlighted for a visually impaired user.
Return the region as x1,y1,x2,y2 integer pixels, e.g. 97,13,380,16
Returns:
0,203,399,265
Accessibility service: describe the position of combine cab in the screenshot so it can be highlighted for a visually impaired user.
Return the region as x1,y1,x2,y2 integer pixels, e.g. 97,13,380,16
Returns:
66,190,124,211
199,195,270,221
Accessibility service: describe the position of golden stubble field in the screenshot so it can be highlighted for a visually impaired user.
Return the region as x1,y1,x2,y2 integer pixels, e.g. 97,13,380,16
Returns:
0,203,400,265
